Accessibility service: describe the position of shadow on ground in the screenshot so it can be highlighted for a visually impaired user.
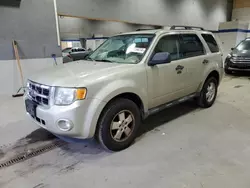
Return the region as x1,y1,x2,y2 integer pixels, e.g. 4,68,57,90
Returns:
0,100,199,175
12,129,56,150
0,129,58,164
2,100,198,160
58,100,198,155
24,129,56,143
138,100,198,137
226,71,250,78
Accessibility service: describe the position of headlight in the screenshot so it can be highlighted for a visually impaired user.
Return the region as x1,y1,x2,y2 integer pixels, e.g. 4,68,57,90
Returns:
54,87,87,105
225,56,234,65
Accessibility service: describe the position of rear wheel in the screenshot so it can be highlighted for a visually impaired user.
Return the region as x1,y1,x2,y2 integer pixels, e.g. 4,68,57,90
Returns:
97,98,141,151
197,77,218,108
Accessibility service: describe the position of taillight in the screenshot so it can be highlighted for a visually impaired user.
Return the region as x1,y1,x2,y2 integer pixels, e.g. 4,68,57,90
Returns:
67,54,72,58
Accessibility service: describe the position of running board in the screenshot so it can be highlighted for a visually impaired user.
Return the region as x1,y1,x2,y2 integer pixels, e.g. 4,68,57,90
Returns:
147,93,198,117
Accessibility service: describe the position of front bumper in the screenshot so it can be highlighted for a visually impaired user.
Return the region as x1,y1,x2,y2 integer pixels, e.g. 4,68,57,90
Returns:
225,59,250,71
24,95,106,139
228,67,250,71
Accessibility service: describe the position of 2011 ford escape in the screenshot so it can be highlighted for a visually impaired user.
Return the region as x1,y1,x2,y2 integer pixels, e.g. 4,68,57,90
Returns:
25,26,223,151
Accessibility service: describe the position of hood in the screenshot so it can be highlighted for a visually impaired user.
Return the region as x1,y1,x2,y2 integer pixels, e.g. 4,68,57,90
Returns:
231,49,250,57
29,60,131,87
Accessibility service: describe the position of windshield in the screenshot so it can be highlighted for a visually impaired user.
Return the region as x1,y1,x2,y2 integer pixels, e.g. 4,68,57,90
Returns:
88,34,155,64
235,39,250,51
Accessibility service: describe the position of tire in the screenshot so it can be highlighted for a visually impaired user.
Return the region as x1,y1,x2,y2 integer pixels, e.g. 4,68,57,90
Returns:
197,77,218,108
224,68,232,75
97,98,141,151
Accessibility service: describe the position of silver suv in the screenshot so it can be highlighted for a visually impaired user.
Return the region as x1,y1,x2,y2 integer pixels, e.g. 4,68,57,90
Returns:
24,26,223,151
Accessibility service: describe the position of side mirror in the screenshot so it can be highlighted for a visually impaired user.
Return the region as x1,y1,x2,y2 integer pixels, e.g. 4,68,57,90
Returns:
231,47,234,51
148,52,171,66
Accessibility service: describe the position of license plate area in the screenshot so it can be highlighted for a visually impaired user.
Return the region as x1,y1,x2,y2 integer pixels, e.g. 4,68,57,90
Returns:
25,99,37,117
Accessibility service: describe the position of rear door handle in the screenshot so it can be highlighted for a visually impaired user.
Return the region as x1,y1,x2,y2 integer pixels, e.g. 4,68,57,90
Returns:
203,59,209,64
175,65,184,71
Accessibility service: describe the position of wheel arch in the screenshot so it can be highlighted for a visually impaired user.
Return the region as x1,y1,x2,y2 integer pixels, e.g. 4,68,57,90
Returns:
206,70,220,84
86,80,147,138
93,92,145,137
104,92,145,117
198,70,220,92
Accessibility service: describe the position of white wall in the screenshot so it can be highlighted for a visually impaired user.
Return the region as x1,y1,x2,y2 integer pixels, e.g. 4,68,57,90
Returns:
218,21,249,58
248,24,250,38
57,0,228,30
232,7,250,38
0,0,63,95
0,58,62,95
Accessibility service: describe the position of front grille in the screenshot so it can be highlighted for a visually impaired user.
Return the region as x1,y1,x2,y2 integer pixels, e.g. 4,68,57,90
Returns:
230,63,250,69
232,56,250,63
28,81,50,106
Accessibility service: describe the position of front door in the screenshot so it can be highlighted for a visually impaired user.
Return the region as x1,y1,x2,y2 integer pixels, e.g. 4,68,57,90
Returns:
146,34,188,108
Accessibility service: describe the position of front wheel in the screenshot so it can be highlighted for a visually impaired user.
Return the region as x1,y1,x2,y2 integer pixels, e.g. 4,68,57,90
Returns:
96,98,141,151
197,77,218,108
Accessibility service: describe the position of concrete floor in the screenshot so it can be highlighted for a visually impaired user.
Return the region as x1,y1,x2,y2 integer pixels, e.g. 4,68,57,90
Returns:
1,74,250,188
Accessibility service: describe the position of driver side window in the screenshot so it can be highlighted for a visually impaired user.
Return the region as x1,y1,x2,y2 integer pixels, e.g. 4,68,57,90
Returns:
153,35,180,61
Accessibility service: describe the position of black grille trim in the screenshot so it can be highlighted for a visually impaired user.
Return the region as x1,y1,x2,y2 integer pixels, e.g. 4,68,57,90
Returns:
28,81,50,106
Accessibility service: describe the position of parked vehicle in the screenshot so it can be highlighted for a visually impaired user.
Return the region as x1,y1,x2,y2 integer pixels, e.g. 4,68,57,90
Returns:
62,47,86,57
25,26,223,151
62,55,73,63
63,49,92,63
225,38,250,74
69,50,92,61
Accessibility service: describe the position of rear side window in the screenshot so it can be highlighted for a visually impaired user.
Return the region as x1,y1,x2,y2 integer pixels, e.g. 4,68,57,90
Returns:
179,34,205,58
201,34,219,53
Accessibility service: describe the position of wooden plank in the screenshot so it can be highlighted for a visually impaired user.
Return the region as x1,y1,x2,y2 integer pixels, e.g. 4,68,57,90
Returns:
234,0,250,8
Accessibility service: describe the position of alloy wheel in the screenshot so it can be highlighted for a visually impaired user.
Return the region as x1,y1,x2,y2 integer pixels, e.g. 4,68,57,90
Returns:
110,110,135,142
206,82,216,103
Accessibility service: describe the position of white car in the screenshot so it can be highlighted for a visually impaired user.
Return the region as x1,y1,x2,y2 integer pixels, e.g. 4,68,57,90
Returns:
25,26,223,151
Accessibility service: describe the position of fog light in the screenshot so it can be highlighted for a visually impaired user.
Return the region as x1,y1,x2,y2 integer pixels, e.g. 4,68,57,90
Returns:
57,119,73,131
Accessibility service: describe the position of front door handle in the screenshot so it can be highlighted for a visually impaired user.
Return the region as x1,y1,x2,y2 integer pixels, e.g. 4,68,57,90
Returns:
175,65,184,71
203,59,209,64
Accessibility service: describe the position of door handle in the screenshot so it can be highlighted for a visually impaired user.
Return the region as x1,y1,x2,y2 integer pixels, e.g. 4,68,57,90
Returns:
203,59,209,64
175,65,184,71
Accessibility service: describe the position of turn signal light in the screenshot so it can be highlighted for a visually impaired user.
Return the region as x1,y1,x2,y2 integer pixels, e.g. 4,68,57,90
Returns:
76,88,87,100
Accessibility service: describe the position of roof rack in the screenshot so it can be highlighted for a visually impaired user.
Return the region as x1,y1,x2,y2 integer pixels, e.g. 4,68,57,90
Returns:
136,28,156,31
170,25,204,31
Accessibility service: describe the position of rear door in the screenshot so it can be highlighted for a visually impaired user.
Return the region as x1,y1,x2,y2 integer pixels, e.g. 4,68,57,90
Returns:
177,33,207,95
200,33,223,72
